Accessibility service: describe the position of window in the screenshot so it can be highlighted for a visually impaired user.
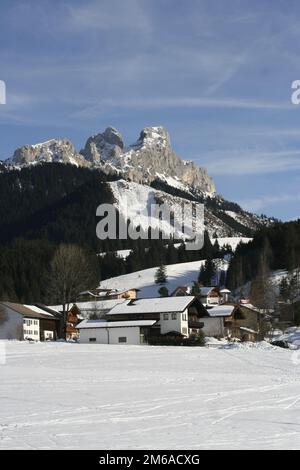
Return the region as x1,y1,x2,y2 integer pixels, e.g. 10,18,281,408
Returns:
34,320,38,325
34,331,38,335
182,327,187,334
182,313,187,321
89,338,96,342
163,314,169,320
118,337,127,343
171,313,177,320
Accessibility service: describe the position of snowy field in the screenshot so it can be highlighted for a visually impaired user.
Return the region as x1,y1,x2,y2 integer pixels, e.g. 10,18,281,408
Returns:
1,341,300,450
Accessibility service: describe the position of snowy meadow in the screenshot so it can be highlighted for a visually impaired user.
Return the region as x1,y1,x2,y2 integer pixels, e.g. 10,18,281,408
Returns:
0,341,299,450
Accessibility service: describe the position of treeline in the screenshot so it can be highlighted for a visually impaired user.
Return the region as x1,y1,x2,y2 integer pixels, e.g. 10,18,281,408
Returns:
0,234,229,303
227,219,300,289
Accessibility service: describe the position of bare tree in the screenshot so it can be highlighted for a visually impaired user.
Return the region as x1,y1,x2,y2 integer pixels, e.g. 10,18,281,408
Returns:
48,244,97,338
89,301,103,320
250,251,276,340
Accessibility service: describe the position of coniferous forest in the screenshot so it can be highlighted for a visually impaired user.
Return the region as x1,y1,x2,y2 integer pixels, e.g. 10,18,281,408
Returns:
227,220,300,289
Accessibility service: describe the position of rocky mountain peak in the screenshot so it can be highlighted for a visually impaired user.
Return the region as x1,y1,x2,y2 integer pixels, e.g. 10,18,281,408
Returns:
80,127,124,164
121,126,216,193
132,126,171,150
8,138,87,167
5,125,216,194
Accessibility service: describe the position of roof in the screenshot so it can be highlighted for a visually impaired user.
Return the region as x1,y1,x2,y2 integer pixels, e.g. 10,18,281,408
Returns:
220,288,231,294
240,326,258,334
236,303,275,315
205,305,235,317
1,302,59,320
108,296,197,316
200,287,220,296
76,319,157,329
49,299,127,313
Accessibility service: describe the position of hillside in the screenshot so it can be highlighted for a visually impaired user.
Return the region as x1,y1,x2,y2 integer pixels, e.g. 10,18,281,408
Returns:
100,258,229,298
227,219,300,290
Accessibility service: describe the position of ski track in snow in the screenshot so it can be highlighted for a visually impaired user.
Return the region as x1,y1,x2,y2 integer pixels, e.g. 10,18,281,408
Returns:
0,341,299,450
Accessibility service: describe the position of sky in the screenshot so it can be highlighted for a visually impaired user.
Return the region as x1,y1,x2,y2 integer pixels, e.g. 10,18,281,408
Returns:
0,0,300,221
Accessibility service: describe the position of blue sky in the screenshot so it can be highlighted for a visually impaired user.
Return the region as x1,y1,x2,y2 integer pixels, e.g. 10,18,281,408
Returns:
1,0,300,220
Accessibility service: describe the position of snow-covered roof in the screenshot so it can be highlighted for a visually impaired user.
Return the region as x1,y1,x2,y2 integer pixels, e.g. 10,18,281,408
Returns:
206,305,235,317
1,302,59,320
200,287,219,296
24,305,58,317
240,327,258,334
76,320,157,329
108,296,196,315
220,288,231,294
49,299,127,312
239,303,275,314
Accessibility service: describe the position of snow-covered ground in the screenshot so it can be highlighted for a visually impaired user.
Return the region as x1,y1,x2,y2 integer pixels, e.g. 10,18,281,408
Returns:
100,259,229,298
0,341,300,450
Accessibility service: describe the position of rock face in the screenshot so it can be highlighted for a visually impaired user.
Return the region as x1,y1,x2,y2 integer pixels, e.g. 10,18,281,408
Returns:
80,127,124,164
81,126,216,193
10,139,87,167
7,126,216,193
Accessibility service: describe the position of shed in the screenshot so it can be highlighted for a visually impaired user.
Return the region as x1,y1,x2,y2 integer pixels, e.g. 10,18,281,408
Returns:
76,319,157,345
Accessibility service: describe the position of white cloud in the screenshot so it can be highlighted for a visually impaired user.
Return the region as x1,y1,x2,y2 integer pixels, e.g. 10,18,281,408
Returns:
66,0,151,33
72,95,293,119
240,193,300,212
201,148,300,176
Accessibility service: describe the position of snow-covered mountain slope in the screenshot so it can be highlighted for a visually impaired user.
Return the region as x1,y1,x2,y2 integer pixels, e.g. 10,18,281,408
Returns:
100,258,229,298
109,179,269,237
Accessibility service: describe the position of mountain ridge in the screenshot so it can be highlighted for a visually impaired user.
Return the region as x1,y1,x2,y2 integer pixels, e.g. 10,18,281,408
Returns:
5,126,215,194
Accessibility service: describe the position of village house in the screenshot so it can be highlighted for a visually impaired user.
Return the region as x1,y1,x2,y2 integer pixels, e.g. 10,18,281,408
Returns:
105,297,205,338
199,287,223,306
0,302,59,341
224,303,272,341
172,285,231,306
76,296,235,344
204,305,235,337
47,303,83,340
77,287,138,302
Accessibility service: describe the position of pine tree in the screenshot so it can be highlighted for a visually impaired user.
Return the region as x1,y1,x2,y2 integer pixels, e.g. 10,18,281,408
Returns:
191,281,201,295
198,258,215,286
155,264,167,285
